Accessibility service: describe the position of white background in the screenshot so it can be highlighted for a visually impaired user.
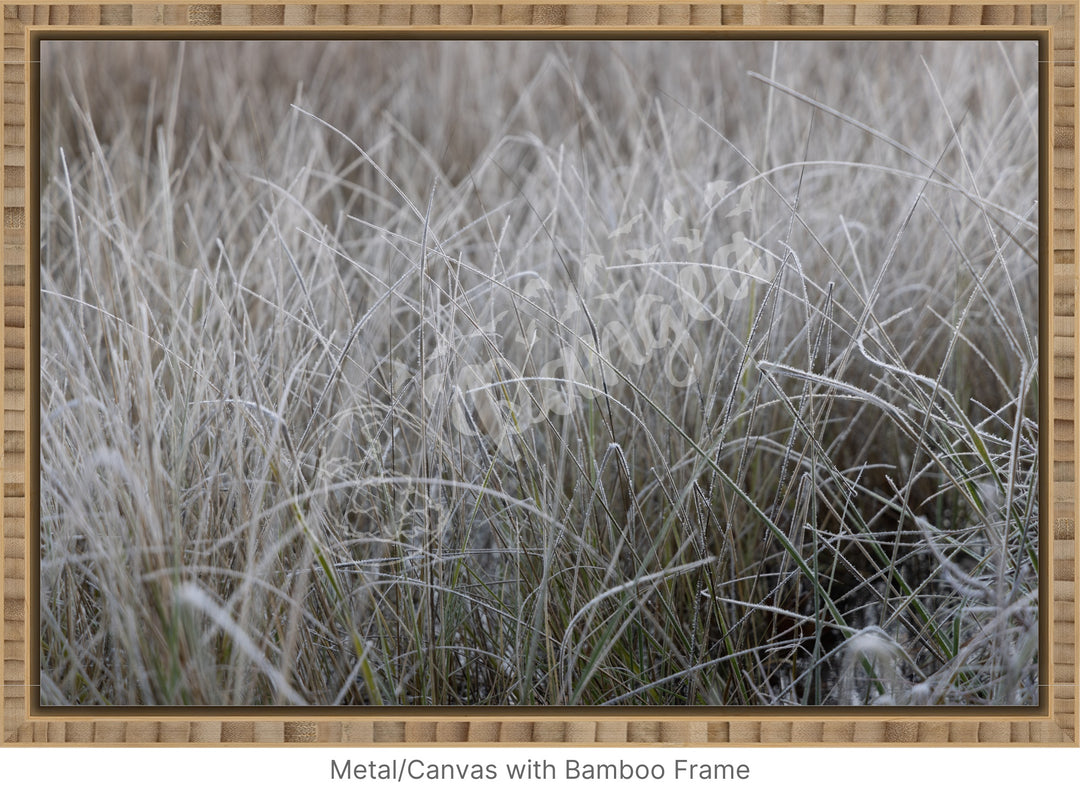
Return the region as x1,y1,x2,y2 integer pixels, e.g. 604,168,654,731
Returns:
1,744,1077,801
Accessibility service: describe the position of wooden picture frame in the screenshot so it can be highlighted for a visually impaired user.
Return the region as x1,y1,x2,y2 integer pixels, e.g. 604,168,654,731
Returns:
2,1,1075,745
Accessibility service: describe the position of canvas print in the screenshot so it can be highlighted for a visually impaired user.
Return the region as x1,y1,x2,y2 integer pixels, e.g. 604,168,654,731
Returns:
38,39,1039,706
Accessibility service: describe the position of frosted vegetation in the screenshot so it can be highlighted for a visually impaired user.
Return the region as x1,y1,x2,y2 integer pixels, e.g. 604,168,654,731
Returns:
39,39,1039,705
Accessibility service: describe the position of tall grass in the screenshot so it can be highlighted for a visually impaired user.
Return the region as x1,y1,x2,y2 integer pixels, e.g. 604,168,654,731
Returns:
39,39,1038,705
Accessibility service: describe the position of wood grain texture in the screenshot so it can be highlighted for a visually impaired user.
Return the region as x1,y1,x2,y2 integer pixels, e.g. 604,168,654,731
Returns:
1,1,1076,745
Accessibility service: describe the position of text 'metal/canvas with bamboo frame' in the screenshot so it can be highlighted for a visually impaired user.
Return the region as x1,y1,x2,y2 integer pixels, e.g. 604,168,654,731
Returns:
1,1,1077,745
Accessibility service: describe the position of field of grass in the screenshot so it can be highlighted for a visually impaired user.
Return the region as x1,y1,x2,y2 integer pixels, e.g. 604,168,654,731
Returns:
39,39,1039,705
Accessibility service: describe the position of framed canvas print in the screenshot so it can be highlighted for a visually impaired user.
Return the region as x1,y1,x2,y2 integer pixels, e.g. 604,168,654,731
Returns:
1,1,1076,745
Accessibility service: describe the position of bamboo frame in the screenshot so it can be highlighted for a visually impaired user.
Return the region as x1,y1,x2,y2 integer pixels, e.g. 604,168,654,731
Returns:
1,1,1076,745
